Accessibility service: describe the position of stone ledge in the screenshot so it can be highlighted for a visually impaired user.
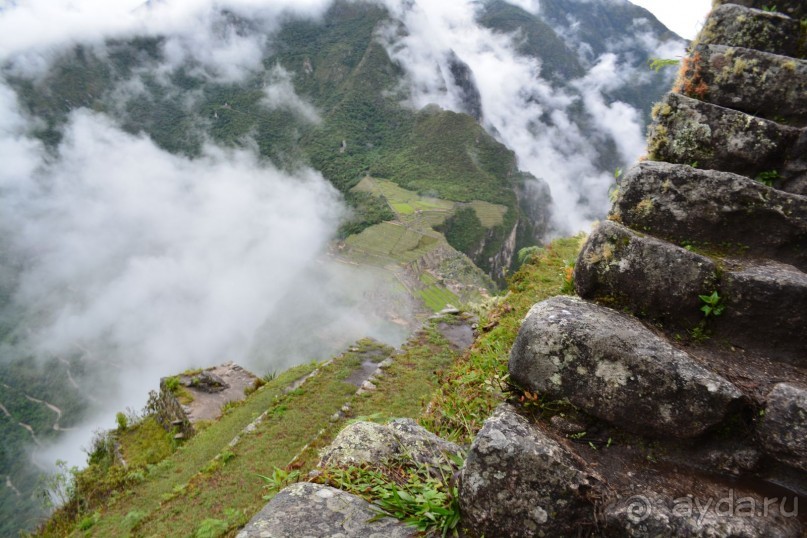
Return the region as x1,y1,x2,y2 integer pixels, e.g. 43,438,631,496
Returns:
695,44,807,127
613,161,807,271
698,4,802,58
648,92,801,182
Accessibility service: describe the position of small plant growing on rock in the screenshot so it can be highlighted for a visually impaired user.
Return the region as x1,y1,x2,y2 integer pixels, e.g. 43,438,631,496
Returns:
648,57,680,72
258,466,300,499
319,458,461,537
754,170,779,187
699,291,725,318
560,260,576,295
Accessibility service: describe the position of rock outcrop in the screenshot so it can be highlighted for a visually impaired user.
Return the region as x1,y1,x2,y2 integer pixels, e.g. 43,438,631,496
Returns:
319,418,463,469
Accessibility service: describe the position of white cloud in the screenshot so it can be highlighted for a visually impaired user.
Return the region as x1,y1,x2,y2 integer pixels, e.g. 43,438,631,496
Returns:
263,65,322,123
1,100,410,470
377,0,664,234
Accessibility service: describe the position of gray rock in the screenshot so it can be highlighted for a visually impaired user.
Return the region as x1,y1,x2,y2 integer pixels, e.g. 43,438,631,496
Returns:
612,162,807,270
605,488,802,537
550,414,587,435
648,93,800,180
236,482,416,538
782,129,807,195
459,404,594,537
698,4,802,57
575,220,718,328
758,383,807,471
184,371,228,393
694,44,807,127
718,262,807,361
509,296,743,438
712,0,806,20
319,419,463,469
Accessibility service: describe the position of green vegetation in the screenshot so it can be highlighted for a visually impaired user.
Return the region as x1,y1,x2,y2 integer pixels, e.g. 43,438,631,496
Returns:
422,235,584,443
317,455,462,536
30,235,581,536
648,58,681,72
0,357,87,537
699,290,725,318
439,207,486,257
258,467,301,499
754,170,780,187
417,274,460,313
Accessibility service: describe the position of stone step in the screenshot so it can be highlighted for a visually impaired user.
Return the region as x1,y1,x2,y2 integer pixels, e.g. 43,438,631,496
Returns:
758,383,807,472
509,296,744,439
575,220,719,329
461,405,804,537
692,45,807,127
716,261,807,362
648,93,802,186
459,404,595,537
612,161,807,271
576,222,807,362
712,0,806,20
698,4,803,58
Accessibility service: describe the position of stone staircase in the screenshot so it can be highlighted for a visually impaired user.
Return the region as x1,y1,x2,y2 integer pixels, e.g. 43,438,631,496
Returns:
460,2,807,536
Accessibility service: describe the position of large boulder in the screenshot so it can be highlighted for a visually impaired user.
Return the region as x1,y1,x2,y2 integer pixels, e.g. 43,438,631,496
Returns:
459,404,595,537
758,383,807,471
698,4,802,57
509,296,744,438
647,93,800,180
236,482,416,538
575,220,718,328
694,45,807,127
319,419,463,469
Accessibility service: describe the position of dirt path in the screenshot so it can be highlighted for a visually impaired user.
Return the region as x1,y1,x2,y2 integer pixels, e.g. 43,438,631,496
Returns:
57,357,80,390
4,475,21,497
24,394,72,431
17,422,41,447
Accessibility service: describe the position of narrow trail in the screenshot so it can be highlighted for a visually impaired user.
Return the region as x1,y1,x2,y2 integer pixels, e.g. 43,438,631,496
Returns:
56,357,80,390
24,394,72,431
4,475,21,497
17,422,41,447
0,394,42,444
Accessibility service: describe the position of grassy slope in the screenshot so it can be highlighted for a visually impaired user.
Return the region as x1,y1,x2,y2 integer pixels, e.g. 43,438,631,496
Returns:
34,235,582,537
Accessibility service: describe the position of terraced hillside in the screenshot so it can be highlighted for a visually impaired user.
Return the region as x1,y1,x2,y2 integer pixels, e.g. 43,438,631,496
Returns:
32,236,583,537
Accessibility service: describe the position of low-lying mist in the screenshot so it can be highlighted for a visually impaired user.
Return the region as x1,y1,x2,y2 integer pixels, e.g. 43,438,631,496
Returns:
0,84,411,471
0,0,683,480
378,0,684,235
